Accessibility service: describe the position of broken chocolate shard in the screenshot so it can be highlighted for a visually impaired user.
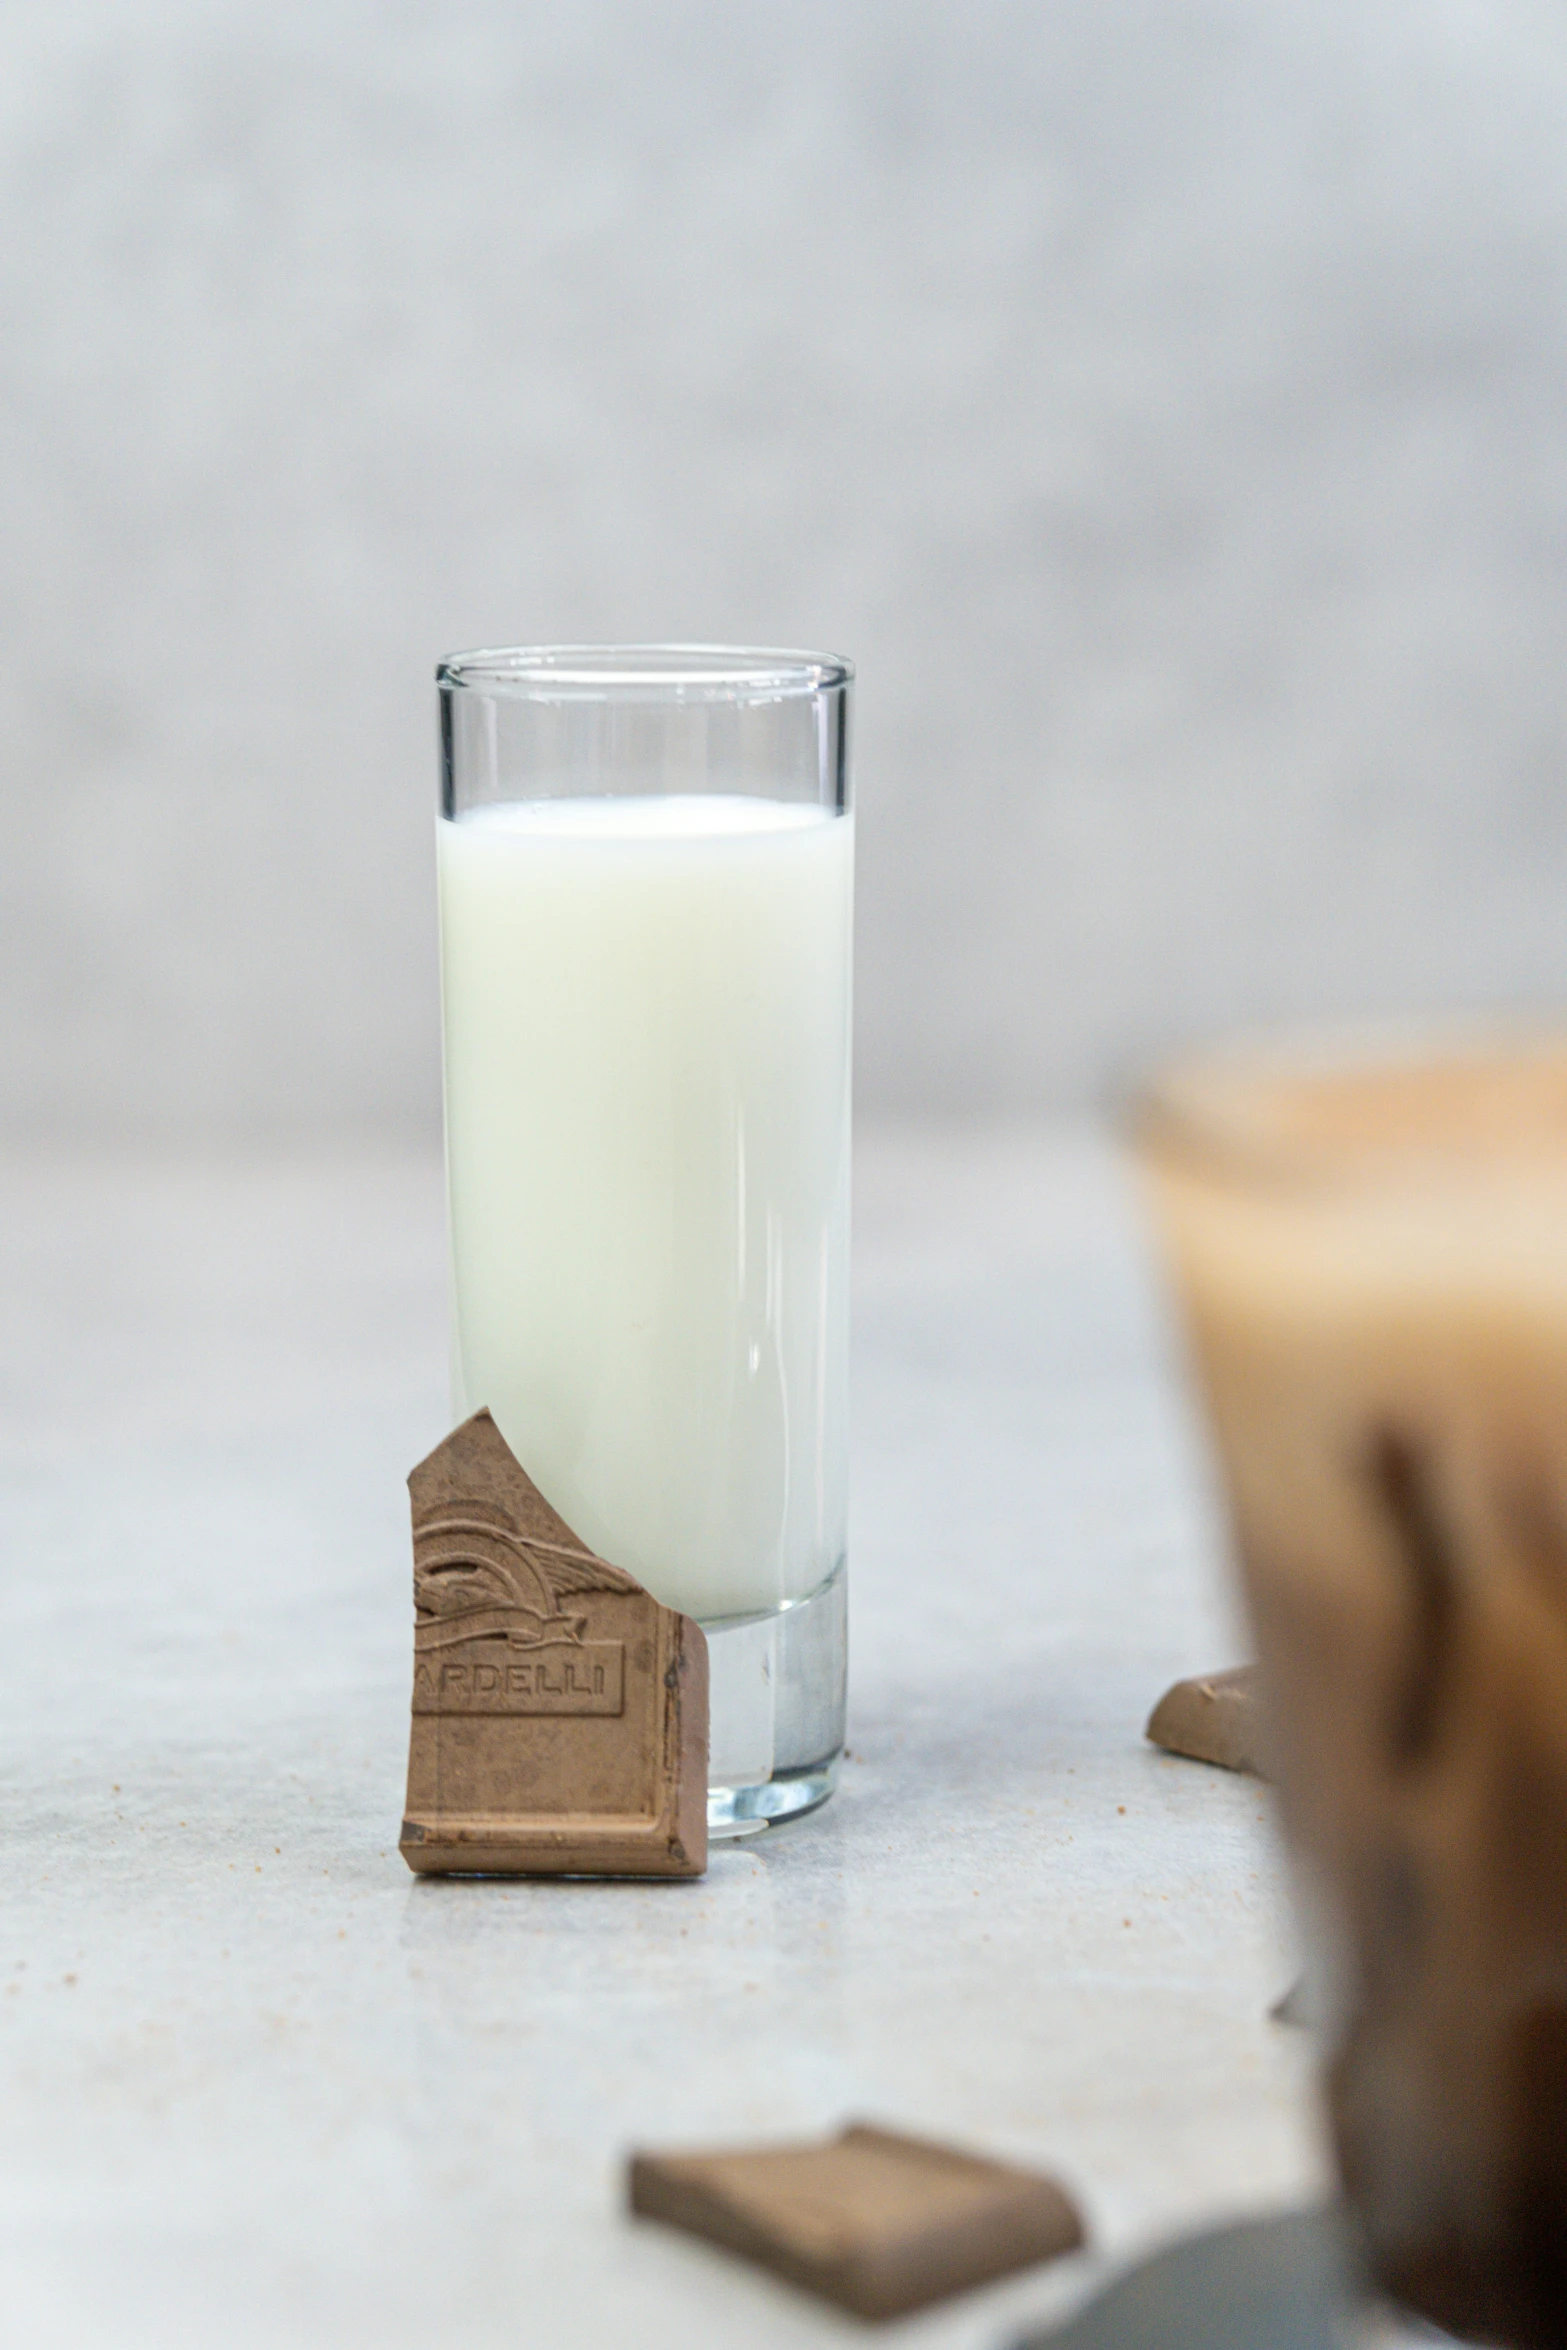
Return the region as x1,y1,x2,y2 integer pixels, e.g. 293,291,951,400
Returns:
1146,1664,1267,1778
628,2121,1085,2320
398,1409,707,1878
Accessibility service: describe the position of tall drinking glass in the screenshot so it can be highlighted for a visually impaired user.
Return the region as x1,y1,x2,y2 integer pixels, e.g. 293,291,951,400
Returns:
436,647,853,1834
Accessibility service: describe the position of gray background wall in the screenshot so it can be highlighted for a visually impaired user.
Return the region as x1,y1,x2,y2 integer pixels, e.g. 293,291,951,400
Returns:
6,0,1567,1142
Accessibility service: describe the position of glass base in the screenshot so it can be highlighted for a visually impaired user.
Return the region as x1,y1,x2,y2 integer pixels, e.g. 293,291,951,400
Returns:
708,1757,840,1837
703,1560,845,1840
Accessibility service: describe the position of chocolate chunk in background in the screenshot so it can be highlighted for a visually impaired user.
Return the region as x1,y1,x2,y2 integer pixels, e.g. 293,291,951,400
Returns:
1146,1664,1267,1778
628,2121,1085,2320
399,1409,707,1878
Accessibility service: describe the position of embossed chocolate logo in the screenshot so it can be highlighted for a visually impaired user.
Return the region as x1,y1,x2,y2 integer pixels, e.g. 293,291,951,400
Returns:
412,1504,634,1716
399,1410,708,1879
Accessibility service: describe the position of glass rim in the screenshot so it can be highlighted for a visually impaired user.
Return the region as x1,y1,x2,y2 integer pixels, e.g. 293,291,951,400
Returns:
436,643,854,703
1135,1016,1567,1183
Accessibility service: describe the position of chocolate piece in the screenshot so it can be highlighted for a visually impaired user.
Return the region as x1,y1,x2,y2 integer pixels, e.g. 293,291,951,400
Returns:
399,1410,707,1878
628,2121,1085,2319
1146,1665,1267,1777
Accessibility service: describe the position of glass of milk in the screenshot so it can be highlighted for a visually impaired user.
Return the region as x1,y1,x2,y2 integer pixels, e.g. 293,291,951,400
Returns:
436,647,853,1834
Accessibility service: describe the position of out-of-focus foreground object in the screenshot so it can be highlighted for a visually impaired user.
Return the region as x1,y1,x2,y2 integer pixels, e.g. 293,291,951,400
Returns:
1010,2207,1357,2350
1138,1032,1567,2348
1146,1664,1267,1777
628,2121,1084,2319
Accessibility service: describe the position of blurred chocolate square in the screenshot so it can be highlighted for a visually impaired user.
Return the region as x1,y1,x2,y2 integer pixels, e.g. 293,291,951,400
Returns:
629,2121,1084,2319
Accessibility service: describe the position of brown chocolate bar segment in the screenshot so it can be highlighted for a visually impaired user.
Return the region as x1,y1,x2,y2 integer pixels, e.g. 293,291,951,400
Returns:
1145,1663,1267,1778
399,1409,707,1877
628,2122,1085,2319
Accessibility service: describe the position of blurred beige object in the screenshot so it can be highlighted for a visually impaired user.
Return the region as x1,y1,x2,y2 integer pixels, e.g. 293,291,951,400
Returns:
1138,1031,1567,2350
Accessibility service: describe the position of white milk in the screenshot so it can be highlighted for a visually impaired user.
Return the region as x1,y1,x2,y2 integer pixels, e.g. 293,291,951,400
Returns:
438,794,852,1625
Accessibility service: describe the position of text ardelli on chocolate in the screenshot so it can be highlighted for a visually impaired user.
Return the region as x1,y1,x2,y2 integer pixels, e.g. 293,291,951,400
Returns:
399,1410,708,1880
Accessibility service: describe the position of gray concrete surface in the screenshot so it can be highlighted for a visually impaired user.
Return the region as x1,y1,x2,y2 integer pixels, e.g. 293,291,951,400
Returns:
0,1127,1331,2347
5,3,1567,1142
